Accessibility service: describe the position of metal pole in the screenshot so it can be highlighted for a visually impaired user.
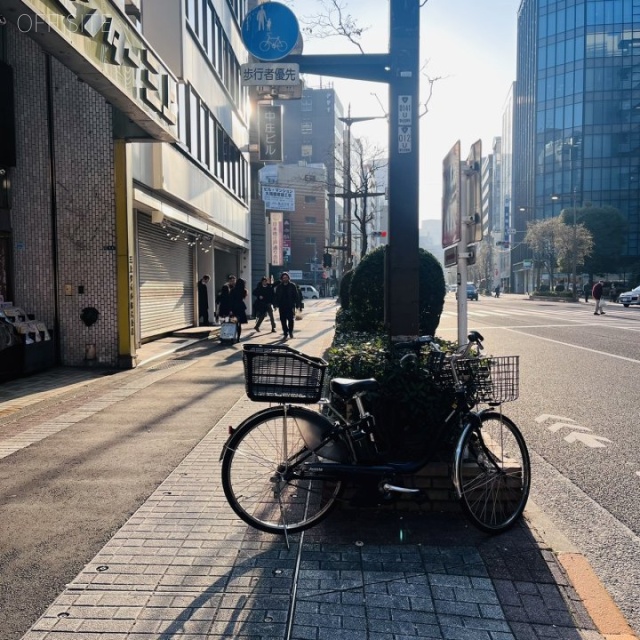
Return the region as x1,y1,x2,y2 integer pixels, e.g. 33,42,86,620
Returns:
386,0,420,337
572,187,577,299
344,107,352,270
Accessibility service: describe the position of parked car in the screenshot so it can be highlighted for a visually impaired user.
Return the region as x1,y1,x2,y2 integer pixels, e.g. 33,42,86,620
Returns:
456,283,478,301
299,285,320,299
617,285,640,307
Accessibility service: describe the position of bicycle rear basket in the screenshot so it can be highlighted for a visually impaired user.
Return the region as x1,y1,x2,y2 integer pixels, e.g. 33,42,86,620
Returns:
455,355,520,404
243,344,328,403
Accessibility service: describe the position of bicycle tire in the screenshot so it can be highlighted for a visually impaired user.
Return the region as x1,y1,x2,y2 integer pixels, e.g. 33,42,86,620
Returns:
454,411,530,533
221,406,343,534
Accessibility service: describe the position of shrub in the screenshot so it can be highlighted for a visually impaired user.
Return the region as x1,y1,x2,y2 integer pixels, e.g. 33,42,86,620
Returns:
339,269,354,310
348,246,446,336
327,332,456,460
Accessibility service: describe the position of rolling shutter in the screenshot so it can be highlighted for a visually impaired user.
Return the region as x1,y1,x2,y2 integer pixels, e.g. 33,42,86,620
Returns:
137,213,194,339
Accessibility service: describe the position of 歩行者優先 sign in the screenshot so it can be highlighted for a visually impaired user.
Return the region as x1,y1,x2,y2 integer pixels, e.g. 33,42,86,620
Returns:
262,186,295,211
241,63,299,85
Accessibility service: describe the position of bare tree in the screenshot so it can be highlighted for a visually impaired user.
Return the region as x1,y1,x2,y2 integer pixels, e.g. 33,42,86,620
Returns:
350,139,388,257
299,0,444,116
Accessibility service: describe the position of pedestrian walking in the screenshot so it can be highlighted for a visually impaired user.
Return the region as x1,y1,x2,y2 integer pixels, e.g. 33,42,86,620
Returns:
229,276,248,343
273,271,302,340
494,285,500,298
197,275,211,325
217,274,236,319
583,282,591,303
610,284,617,302
253,276,276,332
592,280,605,315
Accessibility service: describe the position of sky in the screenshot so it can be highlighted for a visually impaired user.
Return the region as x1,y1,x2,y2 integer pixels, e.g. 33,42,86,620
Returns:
285,0,521,223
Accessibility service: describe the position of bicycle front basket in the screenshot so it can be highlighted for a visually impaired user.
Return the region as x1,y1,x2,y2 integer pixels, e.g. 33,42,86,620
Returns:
243,343,328,403
455,355,520,404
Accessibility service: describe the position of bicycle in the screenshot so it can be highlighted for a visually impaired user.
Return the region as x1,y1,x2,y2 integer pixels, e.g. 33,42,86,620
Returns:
220,331,530,538
259,34,288,52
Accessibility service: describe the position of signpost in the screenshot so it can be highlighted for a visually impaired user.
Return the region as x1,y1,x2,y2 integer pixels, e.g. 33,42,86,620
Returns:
241,3,300,62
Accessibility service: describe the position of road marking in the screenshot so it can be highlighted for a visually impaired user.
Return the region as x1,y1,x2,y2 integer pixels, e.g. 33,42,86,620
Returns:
549,422,591,433
535,414,575,424
503,328,640,364
564,432,612,448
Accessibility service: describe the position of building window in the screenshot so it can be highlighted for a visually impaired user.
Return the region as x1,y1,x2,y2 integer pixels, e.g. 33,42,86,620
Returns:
301,121,313,135
304,197,317,204
305,236,317,245
305,215,317,223
301,97,312,111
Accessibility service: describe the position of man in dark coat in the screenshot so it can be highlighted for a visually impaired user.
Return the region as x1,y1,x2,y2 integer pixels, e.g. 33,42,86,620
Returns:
592,280,605,315
273,272,302,340
253,277,276,332
197,275,211,325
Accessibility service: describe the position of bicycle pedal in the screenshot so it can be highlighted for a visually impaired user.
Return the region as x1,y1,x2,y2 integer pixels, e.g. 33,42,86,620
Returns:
382,483,421,495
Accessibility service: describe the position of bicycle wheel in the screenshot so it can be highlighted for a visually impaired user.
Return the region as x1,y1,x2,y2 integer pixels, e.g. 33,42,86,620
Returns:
221,406,344,534
454,411,530,533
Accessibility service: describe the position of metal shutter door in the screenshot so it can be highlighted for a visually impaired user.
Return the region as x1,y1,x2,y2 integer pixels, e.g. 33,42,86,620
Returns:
137,214,194,339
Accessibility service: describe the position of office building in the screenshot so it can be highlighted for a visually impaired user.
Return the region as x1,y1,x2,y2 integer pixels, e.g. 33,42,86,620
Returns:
512,0,640,292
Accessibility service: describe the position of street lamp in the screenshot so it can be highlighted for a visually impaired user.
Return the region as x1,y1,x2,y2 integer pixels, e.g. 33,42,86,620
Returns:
337,105,387,270
551,187,579,298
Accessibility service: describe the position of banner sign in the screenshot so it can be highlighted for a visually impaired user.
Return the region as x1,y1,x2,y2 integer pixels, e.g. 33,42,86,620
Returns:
241,63,299,85
259,105,283,161
283,219,291,258
262,186,295,211
442,141,461,248
271,212,283,266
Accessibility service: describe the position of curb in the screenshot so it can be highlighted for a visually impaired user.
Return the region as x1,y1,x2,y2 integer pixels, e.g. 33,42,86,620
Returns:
526,500,639,640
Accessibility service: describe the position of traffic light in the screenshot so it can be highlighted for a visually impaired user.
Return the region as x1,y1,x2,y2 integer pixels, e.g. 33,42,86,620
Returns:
322,252,332,268
372,230,388,237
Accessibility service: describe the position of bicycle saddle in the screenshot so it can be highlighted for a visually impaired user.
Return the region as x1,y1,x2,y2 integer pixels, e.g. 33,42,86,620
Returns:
330,378,379,398
468,330,485,343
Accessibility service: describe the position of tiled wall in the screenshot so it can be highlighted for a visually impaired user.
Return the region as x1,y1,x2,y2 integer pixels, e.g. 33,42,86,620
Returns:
8,24,119,367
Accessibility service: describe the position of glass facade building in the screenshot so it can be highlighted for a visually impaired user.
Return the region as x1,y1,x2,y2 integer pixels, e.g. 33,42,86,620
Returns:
512,0,640,292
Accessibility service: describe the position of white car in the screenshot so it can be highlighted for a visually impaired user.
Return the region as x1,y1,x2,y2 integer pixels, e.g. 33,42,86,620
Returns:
299,285,320,299
617,285,640,307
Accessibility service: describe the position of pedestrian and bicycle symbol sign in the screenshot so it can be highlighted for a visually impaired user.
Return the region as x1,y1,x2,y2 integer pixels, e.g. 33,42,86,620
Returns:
241,2,300,62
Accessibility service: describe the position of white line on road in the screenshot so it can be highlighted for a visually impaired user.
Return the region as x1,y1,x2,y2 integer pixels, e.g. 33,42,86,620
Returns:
504,327,640,364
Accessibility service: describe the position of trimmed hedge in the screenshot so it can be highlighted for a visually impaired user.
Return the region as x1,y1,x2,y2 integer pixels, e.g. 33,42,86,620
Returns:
348,246,446,336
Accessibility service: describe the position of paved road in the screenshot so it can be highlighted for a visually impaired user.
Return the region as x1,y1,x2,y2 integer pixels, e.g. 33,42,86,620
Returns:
438,293,640,633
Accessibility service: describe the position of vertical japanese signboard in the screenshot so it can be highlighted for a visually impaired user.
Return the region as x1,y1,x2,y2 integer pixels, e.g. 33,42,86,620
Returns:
442,140,461,250
271,211,284,266
259,105,283,161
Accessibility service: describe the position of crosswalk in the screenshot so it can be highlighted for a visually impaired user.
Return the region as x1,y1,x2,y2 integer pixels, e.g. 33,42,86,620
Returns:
441,301,640,325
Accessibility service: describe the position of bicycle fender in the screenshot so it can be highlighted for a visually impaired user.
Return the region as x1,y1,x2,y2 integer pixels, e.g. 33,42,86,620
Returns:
451,412,483,499
218,405,282,461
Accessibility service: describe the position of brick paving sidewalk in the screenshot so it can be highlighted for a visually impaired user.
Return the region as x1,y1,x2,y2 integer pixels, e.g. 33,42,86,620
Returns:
9,303,610,639
20,389,603,640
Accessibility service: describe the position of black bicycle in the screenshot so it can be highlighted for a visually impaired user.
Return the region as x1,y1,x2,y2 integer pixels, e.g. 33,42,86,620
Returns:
220,332,530,537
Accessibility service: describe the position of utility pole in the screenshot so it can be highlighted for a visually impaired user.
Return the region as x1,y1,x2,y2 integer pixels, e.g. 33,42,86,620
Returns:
338,108,386,271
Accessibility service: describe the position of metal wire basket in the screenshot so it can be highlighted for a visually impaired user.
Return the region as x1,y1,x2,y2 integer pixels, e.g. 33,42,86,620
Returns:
243,344,328,403
435,355,520,404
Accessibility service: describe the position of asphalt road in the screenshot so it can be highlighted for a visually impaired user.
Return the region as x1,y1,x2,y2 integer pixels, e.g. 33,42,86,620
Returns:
438,292,640,633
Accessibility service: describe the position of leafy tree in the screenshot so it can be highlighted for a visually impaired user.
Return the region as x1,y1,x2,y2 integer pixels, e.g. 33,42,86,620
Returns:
555,213,594,278
568,206,627,278
524,218,564,288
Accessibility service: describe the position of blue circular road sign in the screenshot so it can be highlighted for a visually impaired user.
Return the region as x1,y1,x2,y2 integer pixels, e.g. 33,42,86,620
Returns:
241,2,300,62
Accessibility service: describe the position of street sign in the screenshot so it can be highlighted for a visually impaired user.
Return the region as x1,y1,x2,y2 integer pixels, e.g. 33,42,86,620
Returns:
262,186,295,211
398,126,412,153
241,62,299,85
442,141,461,248
241,3,300,62
398,95,412,126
